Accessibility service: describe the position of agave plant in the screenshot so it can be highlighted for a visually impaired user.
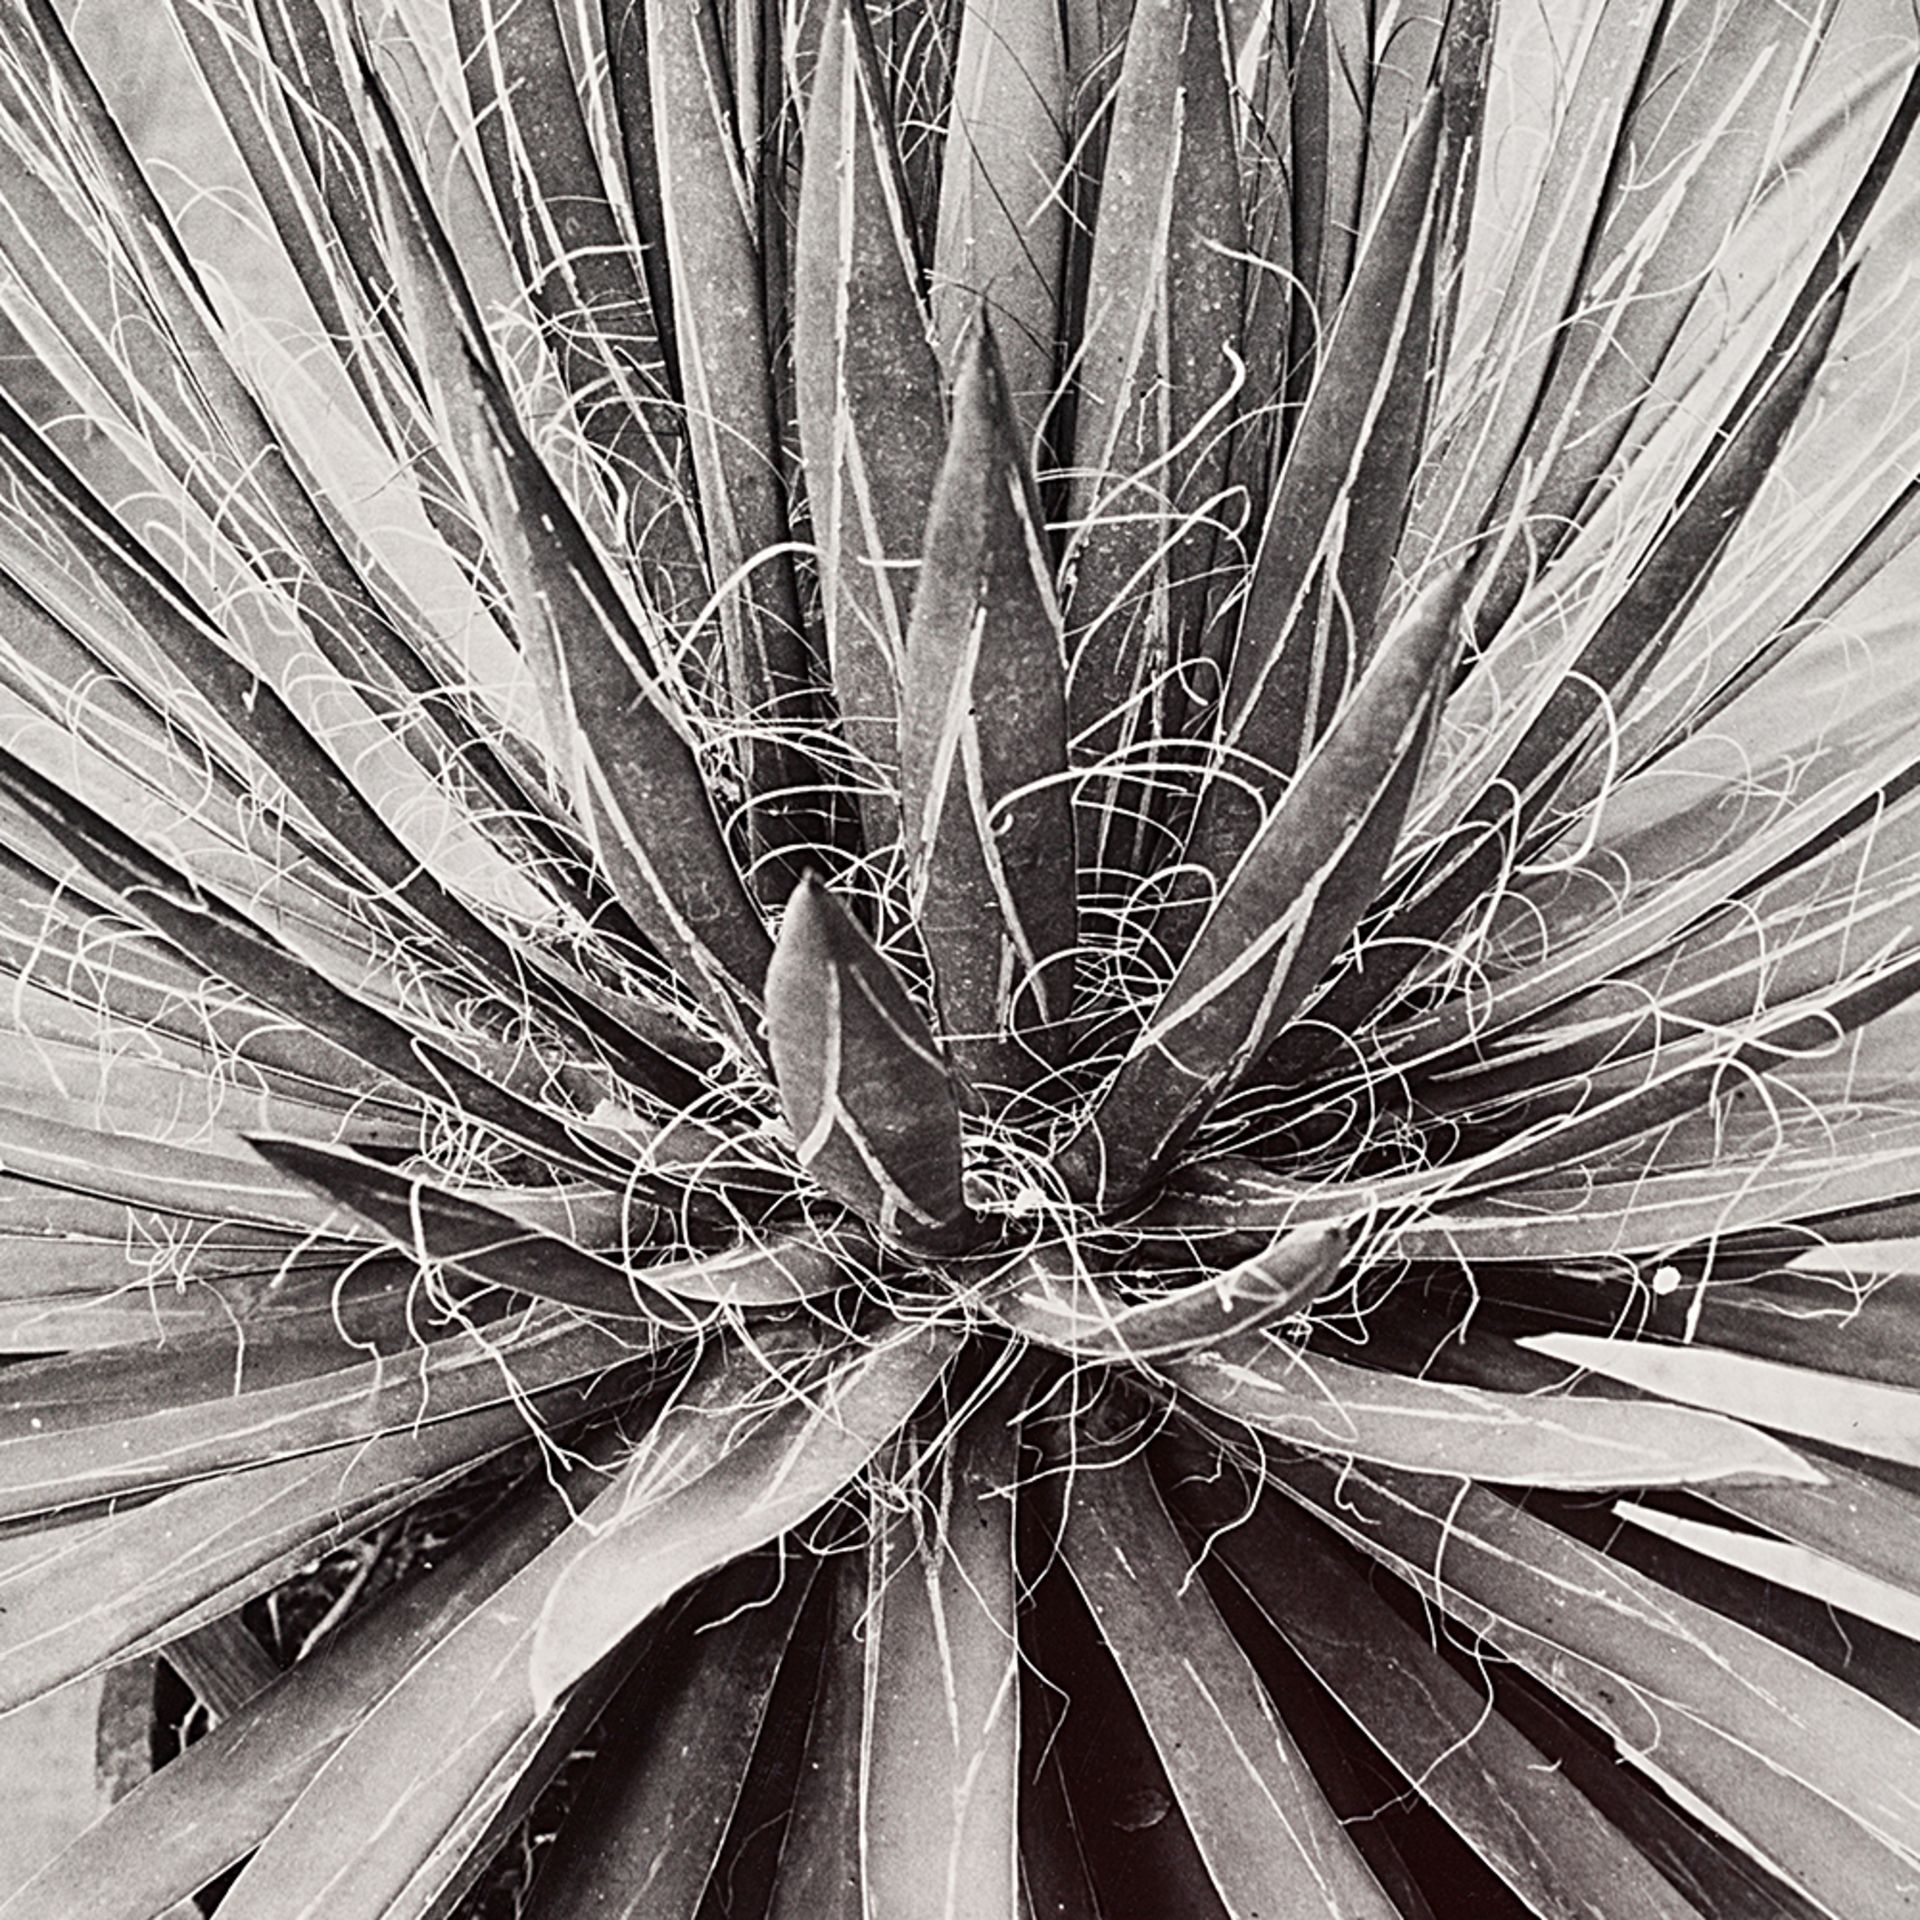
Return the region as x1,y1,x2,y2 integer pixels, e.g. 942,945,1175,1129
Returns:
1,0,1920,1912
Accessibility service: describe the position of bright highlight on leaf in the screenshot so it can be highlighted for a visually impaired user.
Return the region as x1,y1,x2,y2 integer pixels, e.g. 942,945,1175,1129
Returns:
0,0,1916,1914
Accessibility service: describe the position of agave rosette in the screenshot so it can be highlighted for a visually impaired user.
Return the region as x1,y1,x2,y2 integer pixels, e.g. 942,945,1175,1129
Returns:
0,0,1919,1914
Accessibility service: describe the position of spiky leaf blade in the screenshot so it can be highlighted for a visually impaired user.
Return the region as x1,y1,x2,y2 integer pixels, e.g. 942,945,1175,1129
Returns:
1052,1440,1396,1920
1078,568,1471,1197
1064,0,1246,883
901,318,1077,1091
930,0,1066,428
859,1406,1021,1920
793,0,948,844
766,875,975,1248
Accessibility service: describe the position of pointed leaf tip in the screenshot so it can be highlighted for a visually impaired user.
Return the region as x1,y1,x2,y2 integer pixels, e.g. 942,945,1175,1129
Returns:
989,1225,1344,1363
902,312,1076,1093
766,876,975,1250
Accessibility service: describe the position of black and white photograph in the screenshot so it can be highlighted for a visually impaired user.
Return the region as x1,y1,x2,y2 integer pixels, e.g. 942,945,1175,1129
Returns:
0,1,1916,1914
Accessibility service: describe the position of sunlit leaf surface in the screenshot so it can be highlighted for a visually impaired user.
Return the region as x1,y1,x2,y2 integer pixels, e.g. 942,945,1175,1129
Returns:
0,1,1917,1914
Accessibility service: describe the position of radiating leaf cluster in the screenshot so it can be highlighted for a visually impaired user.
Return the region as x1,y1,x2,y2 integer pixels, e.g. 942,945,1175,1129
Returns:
0,0,1918,1915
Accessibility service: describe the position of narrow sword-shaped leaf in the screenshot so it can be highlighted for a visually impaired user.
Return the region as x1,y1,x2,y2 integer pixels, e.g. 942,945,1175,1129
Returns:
517,1556,819,1920
1316,269,1852,1054
1051,1442,1397,1920
1074,567,1471,1199
765,1550,866,1920
860,1405,1020,1920
1171,1338,1822,1488
0,748,600,1172
1471,0,1828,631
211,1562,660,1920
1711,1459,1920,1627
0,0,515,811
0,1393,561,1714
250,1133,849,1312
0,1450,620,1920
211,1322,943,1919
766,875,975,1249
1162,1461,1709,1920
1271,1452,1920,1915
1523,1332,1920,1471
527,1317,955,1708
1196,89,1445,880
449,0,702,601
901,318,1077,1091
0,1104,347,1235
360,60,774,1019
1063,0,1246,886
0,1311,658,1520
645,0,836,875
793,0,948,845
988,1225,1343,1362
930,0,1066,431
0,379,684,1097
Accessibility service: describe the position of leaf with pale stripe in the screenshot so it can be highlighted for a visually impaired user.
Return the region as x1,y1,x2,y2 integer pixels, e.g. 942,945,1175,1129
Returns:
766,875,975,1249
901,318,1076,1092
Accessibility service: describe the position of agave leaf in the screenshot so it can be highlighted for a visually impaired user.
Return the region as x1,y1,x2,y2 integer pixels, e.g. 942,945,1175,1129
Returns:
859,1405,1020,1920
1523,1332,1920,1471
1053,1442,1396,1920
930,0,1066,428
163,0,492,591
383,1659,638,1920
1711,1458,1920,1620
212,1572,658,1920
1064,0,1245,881
1078,567,1471,1199
1370,729,1920,1078
527,1316,955,1709
518,1555,818,1919
0,1103,347,1236
1344,272,1854,1054
0,377,641,1081
1019,1504,1235,1919
1469,0,1828,628
251,1133,851,1312
0,0,507,797
1197,89,1445,877
0,749,600,1173
1016,1720,1105,1920
1283,0,1370,335
1460,940,1920,1193
1165,1457,1711,1920
0,1393,555,1715
1614,1501,1920,1651
209,1320,941,1920
793,0,947,845
1397,1105,1920,1262
644,0,834,871
1412,0,1662,568
360,60,775,1021
1414,800,1920,1124
0,1450,612,1920
0,859,428,1123
0,1306,660,1520
1273,1452,1920,1915
1792,1238,1920,1279
448,0,701,599
1623,1263,1920,1398
989,1225,1344,1363
1172,1336,1821,1489
765,1550,866,1920
765,875,975,1249
900,317,1077,1090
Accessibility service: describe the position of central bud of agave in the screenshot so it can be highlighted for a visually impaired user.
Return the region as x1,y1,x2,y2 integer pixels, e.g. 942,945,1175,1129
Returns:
740,322,1368,1364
